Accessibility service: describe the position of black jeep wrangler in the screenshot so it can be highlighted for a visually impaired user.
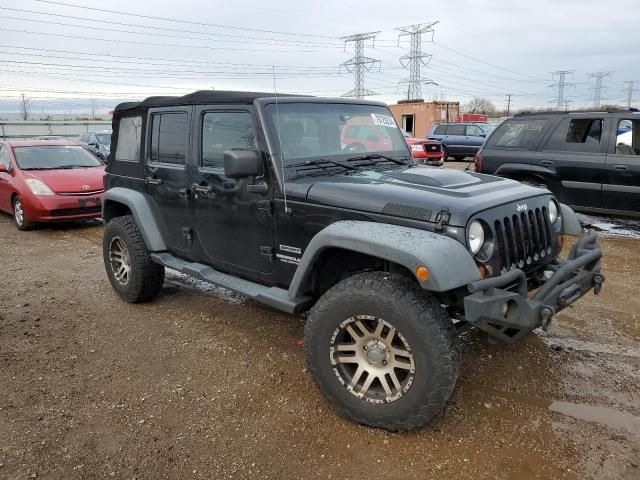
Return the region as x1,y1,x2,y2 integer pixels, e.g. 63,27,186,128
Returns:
102,91,603,431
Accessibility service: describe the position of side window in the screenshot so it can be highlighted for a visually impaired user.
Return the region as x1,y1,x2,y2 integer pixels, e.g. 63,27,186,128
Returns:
490,119,547,149
446,125,466,136
433,125,447,135
466,125,483,136
201,111,256,169
615,120,639,156
0,146,10,169
149,112,188,165
564,118,603,153
79,134,87,143
115,116,142,162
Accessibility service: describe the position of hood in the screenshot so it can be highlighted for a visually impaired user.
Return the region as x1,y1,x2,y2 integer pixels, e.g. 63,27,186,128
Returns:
291,167,551,227
24,166,105,193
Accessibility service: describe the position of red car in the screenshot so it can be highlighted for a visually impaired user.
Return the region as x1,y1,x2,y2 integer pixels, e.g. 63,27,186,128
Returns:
0,140,105,230
405,137,445,166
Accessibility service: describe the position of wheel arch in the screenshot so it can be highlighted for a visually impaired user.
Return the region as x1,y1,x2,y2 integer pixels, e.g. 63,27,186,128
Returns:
288,221,481,299
102,187,166,252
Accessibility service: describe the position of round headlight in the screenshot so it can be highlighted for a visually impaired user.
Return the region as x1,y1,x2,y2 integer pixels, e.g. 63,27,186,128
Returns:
468,220,485,254
548,200,559,223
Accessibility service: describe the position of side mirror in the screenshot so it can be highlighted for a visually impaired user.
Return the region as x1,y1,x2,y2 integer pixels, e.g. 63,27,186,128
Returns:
479,133,487,138
88,142,98,148
0,164,7,173
224,149,260,179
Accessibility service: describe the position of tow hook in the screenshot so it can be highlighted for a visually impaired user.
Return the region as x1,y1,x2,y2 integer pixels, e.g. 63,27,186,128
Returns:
540,307,554,332
593,273,604,295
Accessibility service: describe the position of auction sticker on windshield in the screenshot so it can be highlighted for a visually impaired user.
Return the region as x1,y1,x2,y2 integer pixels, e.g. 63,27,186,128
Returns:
371,114,397,128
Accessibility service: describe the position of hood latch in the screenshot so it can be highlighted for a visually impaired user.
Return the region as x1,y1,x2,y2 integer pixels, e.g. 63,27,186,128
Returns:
434,208,451,233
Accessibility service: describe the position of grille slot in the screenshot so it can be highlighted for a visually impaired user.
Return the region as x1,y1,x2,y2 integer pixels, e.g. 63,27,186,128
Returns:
51,206,102,217
494,207,552,271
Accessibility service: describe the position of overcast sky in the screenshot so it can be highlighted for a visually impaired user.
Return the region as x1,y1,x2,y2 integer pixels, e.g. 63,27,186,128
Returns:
0,0,638,114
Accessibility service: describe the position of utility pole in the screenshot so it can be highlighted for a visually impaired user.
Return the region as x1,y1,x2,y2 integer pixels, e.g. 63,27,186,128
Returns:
564,99,573,111
505,94,512,117
623,80,637,108
339,31,381,99
587,71,611,108
550,71,575,110
396,22,438,101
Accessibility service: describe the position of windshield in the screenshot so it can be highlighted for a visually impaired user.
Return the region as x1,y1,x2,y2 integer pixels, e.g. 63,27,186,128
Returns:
264,103,409,165
14,146,103,170
96,133,111,145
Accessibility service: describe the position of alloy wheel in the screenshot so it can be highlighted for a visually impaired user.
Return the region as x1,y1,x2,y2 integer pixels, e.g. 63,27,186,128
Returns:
14,199,24,226
330,315,416,404
109,236,132,285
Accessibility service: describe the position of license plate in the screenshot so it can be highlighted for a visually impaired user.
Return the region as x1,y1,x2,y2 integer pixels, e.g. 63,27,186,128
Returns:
78,197,101,208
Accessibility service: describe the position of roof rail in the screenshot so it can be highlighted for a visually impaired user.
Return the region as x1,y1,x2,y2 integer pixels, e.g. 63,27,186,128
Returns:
515,107,639,117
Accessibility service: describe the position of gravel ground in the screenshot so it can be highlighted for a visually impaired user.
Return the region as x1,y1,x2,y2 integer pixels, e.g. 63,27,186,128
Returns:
0,208,639,480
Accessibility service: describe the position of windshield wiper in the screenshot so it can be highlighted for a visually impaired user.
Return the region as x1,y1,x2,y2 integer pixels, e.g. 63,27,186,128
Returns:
287,159,358,171
345,153,409,165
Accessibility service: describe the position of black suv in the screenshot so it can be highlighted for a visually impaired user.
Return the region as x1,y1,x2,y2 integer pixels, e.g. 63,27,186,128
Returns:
102,91,603,431
476,109,640,217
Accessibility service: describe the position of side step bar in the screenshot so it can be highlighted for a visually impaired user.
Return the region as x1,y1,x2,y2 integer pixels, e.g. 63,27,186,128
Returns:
150,252,313,314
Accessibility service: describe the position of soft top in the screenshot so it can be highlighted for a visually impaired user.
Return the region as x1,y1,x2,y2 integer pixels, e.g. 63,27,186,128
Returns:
114,90,305,114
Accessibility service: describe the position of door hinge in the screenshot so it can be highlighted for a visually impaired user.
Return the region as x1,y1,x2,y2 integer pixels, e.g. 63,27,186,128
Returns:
257,200,273,214
259,246,274,260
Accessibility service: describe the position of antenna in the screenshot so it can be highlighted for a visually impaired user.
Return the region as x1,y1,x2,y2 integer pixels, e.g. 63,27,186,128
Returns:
272,66,291,215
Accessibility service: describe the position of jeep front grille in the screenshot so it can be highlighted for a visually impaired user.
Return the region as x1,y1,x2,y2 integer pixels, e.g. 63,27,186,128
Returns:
494,207,553,271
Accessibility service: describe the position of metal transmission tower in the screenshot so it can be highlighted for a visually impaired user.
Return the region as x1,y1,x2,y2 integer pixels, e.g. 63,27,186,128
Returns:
549,71,575,109
396,22,439,101
339,32,381,99
588,71,612,108
623,80,637,108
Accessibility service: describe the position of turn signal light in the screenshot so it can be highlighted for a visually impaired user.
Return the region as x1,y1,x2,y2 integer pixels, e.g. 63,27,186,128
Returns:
415,266,430,282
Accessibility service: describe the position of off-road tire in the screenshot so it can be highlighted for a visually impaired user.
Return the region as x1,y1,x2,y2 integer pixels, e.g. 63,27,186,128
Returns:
304,271,459,431
103,215,165,303
13,195,33,231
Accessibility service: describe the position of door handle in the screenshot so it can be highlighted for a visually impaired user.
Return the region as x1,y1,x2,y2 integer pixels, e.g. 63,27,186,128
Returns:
192,184,213,196
178,188,190,198
613,164,629,171
539,160,554,167
145,176,162,186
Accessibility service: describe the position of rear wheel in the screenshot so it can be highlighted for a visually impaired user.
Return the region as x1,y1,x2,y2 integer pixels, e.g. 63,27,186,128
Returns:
453,155,466,161
103,215,165,303
441,147,449,160
305,272,459,431
13,196,33,231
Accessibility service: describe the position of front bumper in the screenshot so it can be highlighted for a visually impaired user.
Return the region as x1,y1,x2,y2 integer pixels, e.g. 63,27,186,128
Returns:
462,229,603,342
24,193,104,222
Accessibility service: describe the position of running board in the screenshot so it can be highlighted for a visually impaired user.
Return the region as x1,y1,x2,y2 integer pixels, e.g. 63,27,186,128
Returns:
150,252,312,314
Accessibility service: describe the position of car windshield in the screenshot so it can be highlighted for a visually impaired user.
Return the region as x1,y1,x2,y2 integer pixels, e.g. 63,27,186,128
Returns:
14,146,102,170
264,102,409,165
96,133,111,145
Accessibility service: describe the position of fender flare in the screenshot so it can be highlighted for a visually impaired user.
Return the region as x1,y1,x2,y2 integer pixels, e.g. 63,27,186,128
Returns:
102,187,167,251
560,203,582,236
288,220,481,298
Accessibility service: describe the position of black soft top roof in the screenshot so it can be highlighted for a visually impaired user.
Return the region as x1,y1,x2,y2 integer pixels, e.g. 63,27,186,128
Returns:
114,90,306,114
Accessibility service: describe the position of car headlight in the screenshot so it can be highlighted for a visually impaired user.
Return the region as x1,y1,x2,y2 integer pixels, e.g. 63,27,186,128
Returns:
25,179,54,196
548,200,559,223
468,220,485,254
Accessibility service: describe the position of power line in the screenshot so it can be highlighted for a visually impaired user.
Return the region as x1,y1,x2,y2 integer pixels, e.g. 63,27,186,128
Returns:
0,7,343,46
0,13,343,48
339,32,381,99
549,71,575,109
31,0,337,39
587,71,612,108
395,22,438,101
622,80,637,108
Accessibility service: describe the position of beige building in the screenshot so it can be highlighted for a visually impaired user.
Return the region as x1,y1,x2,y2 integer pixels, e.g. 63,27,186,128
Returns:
389,100,460,139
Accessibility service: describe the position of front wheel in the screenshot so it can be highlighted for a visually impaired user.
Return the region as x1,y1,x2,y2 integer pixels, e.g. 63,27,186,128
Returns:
304,272,459,431
103,215,165,303
13,195,33,231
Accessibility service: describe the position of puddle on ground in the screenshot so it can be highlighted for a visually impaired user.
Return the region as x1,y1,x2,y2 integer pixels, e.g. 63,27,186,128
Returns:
549,401,640,437
578,213,640,239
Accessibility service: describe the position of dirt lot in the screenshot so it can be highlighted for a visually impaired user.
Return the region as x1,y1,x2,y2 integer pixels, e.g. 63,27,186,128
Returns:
1,207,639,479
